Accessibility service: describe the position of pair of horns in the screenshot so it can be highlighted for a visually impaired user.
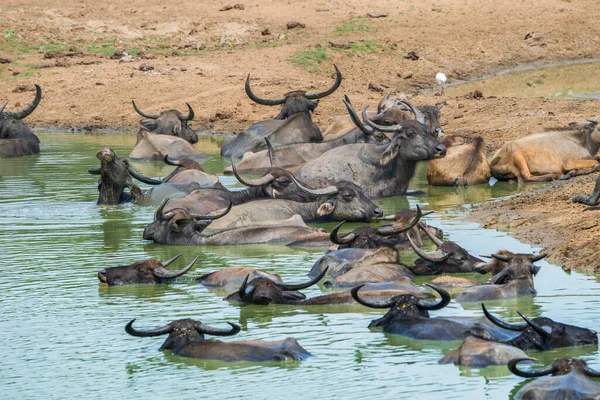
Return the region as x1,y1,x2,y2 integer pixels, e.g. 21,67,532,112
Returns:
125,319,240,337
344,96,425,135
132,100,194,121
330,205,424,244
486,253,547,263
1,84,42,120
152,254,200,279
245,65,342,106
155,197,233,222
509,358,600,378
88,152,163,185
238,267,329,302
407,222,449,263
482,304,552,340
351,283,450,310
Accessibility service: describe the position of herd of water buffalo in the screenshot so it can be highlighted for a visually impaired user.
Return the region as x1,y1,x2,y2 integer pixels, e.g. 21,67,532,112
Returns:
3,65,600,398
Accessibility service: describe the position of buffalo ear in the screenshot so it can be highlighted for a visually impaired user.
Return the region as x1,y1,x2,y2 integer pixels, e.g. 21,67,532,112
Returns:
140,119,158,131
380,141,400,166
530,264,541,276
168,217,189,232
173,124,182,135
317,202,335,216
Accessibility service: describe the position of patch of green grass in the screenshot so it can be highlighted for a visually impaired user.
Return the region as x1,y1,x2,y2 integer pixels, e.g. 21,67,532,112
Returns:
433,7,443,12
288,47,329,72
332,40,390,56
335,16,379,35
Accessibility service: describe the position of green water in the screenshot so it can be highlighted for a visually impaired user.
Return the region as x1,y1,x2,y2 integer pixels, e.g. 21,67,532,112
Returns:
1,133,599,399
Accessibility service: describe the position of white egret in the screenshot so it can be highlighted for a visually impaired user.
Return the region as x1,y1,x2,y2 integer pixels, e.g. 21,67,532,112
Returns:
436,72,447,95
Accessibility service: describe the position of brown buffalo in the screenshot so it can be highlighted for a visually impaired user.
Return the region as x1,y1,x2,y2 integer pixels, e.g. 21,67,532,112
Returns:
97,254,199,285
0,84,42,158
439,336,529,367
161,155,223,189
197,266,283,288
490,119,600,182
426,135,491,186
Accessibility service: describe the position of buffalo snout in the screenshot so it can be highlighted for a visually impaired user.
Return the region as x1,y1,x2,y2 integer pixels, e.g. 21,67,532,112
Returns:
434,144,447,156
98,269,107,283
373,207,384,218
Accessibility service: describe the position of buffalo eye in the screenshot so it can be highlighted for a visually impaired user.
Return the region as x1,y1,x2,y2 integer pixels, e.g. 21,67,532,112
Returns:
342,191,354,201
273,178,291,189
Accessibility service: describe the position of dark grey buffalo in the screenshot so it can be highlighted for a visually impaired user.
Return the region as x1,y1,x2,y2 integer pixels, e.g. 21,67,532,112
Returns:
294,107,446,198
132,100,198,143
455,253,546,302
97,254,199,285
352,284,511,341
88,147,205,205
481,304,598,351
126,318,312,362
509,357,600,400
0,84,42,158
572,173,600,210
220,65,342,158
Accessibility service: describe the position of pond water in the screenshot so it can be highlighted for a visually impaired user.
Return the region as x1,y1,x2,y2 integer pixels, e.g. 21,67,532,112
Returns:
1,133,599,399
445,60,600,100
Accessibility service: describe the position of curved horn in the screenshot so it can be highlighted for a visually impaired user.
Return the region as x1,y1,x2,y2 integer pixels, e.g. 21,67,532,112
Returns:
287,171,339,196
189,202,233,220
88,167,101,175
156,198,174,221
195,321,241,337
153,255,199,279
377,205,422,236
128,166,162,185
238,274,252,302
399,100,425,125
379,210,434,221
305,65,343,100
5,84,42,120
278,266,328,291
416,284,450,310
265,138,275,167
407,231,450,263
125,319,173,337
178,103,195,121
132,100,160,119
163,155,181,166
492,253,512,262
377,92,390,113
329,221,356,245
518,312,551,340
583,365,600,378
244,74,286,106
362,106,404,133
0,100,8,113
508,358,556,378
232,160,275,187
531,253,547,262
481,304,526,331
343,95,373,134
351,284,395,309
160,253,183,268
417,222,444,247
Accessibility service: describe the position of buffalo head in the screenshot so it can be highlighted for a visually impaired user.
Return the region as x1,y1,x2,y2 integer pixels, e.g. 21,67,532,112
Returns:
228,267,329,305
245,65,342,120
97,253,199,285
132,100,198,143
0,84,42,157
352,283,450,327
482,304,598,351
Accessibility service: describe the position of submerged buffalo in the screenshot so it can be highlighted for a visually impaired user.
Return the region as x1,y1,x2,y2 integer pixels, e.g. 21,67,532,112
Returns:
197,266,283,288
126,318,312,362
97,254,199,285
352,284,509,340
509,357,600,400
221,65,342,157
161,155,223,189
439,336,529,368
455,253,546,302
426,135,491,186
572,173,600,210
0,84,42,158
89,147,204,205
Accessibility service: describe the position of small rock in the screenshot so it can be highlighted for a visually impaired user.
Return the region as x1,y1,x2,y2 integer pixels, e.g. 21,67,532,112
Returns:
404,51,419,61
95,82,104,86
12,84,36,93
524,32,546,47
329,40,350,49
261,28,271,36
179,42,206,51
138,63,154,71
277,33,286,40
210,111,233,122
287,21,306,29
368,83,389,93
526,81,536,88
367,12,388,18
463,90,484,99
12,71,20,76
454,114,464,119
219,4,244,11
400,71,413,79
44,51,63,59
0,56,12,64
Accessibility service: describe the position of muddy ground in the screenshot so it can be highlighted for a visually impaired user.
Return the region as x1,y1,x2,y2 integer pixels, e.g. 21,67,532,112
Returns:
1,0,599,272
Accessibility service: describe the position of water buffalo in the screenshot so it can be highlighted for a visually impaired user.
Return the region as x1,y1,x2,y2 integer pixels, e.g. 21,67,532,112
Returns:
143,199,324,245
294,107,447,198
405,225,487,275
126,318,312,362
426,135,491,186
455,253,546,302
308,246,415,286
220,65,342,157
0,84,42,158
132,100,198,143
482,304,598,351
490,119,600,182
509,357,600,400
197,266,283,288
89,147,204,205
97,254,199,285
439,336,529,367
572,173,600,210
161,155,223,189
352,284,509,340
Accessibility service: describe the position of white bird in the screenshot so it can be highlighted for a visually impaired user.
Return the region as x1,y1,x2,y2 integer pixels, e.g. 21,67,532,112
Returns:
435,72,447,95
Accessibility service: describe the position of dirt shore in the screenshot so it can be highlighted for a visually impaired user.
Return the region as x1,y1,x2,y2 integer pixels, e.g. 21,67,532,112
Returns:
1,0,599,272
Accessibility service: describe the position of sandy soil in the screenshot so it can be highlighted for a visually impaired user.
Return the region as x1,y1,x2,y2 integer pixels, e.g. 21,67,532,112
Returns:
1,0,599,272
